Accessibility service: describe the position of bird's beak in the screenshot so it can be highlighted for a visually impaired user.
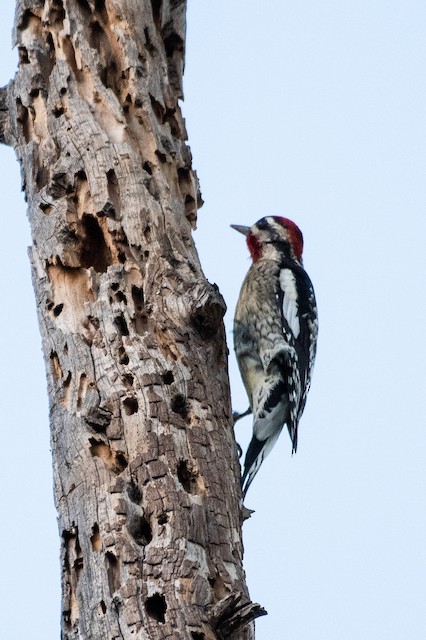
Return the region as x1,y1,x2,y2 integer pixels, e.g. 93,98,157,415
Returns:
230,224,250,237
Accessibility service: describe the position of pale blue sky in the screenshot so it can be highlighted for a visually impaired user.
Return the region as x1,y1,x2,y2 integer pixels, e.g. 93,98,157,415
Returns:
1,2,426,638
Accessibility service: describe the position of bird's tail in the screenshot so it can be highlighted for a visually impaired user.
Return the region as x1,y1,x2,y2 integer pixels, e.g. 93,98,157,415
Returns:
287,422,298,454
241,435,264,498
241,428,283,498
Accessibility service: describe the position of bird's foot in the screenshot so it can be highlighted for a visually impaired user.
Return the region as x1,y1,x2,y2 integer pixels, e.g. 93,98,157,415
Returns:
232,407,252,425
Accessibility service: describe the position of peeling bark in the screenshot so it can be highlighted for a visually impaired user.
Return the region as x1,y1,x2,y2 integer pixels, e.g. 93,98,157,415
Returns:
1,1,265,638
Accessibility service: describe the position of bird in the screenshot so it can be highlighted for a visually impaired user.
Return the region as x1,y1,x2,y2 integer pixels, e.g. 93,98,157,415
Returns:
231,216,318,497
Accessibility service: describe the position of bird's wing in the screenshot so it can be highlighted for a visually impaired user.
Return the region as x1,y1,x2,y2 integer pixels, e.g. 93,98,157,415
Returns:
279,268,302,339
276,266,317,450
287,266,318,425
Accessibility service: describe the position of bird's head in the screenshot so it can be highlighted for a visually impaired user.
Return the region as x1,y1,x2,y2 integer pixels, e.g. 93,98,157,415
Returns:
231,216,304,264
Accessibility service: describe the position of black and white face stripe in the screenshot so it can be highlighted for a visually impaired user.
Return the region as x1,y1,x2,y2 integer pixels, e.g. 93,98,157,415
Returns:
255,217,271,230
255,217,283,233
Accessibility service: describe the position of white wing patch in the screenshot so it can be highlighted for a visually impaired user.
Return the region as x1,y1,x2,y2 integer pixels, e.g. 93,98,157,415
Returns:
279,269,300,338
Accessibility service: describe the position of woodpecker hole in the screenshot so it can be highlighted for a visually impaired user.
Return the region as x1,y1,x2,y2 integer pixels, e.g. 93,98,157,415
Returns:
75,0,91,19
18,46,29,64
114,314,129,336
62,525,83,590
106,168,120,217
63,371,71,389
105,551,121,596
80,214,112,273
192,299,224,340
16,99,31,143
171,394,188,419
40,202,52,215
50,171,70,199
123,374,134,388
164,32,183,58
155,149,167,163
161,371,174,385
94,0,107,15
123,397,138,416
145,593,166,623
151,0,162,29
177,166,190,186
132,286,148,334
157,513,168,525
36,167,49,189
61,371,72,408
114,452,128,469
150,94,164,121
91,523,101,552
177,460,201,495
50,351,63,380
99,59,118,94
74,169,87,195
48,0,65,25
89,438,128,474
185,194,196,218
87,314,101,331
89,20,105,53
144,27,155,53
127,513,152,546
17,8,39,31
127,480,142,504
99,600,106,615
76,373,88,412
191,633,205,640
124,93,132,110
114,290,127,303
118,347,129,365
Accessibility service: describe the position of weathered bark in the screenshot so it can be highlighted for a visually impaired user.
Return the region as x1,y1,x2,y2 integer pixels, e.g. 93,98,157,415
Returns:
0,1,265,638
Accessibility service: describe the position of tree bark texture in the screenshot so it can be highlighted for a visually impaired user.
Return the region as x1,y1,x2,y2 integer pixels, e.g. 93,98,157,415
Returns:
0,1,265,638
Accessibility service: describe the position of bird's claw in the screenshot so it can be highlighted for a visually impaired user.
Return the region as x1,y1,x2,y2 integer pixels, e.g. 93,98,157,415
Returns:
232,407,252,425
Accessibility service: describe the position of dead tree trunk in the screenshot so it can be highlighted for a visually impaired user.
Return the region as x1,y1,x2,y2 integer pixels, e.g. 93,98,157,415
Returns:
0,1,265,638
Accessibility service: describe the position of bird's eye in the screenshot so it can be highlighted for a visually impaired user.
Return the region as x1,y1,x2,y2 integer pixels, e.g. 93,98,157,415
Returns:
256,218,269,230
